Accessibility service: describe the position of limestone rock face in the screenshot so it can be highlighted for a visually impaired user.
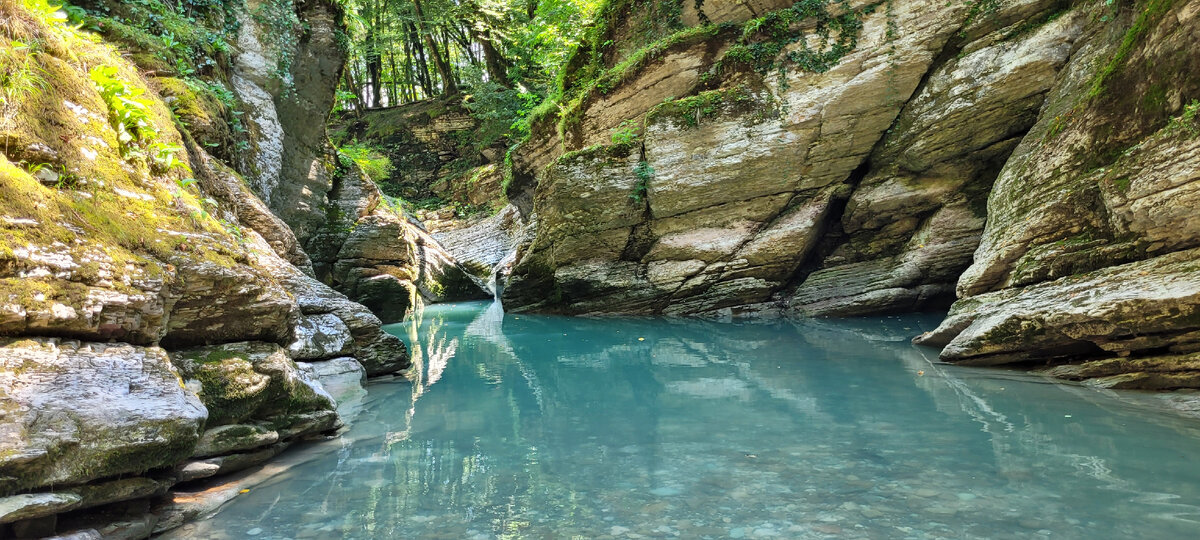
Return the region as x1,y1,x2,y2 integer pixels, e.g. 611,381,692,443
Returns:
161,259,300,348
915,249,1200,365
0,244,170,345
331,211,489,323
788,9,1086,316
288,313,354,361
234,0,346,246
431,205,529,272
281,271,411,376
0,339,206,496
171,341,336,430
920,0,1200,381
504,0,1062,316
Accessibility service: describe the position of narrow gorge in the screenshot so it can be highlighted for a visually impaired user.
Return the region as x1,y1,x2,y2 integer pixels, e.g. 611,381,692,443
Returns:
0,0,1198,537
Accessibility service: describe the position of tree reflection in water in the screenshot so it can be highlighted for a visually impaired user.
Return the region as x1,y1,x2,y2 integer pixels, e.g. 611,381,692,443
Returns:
165,302,1200,540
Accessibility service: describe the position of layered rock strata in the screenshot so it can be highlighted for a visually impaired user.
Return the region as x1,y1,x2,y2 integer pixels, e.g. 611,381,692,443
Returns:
500,0,1200,387
0,1,412,537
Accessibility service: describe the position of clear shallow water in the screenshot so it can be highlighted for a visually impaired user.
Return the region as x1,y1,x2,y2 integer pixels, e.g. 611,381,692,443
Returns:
166,301,1200,539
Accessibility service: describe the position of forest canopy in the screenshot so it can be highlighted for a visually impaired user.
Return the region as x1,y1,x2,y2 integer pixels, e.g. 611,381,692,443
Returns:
337,0,603,124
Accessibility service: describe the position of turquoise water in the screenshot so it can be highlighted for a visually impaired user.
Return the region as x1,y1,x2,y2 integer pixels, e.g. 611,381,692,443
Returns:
166,301,1200,539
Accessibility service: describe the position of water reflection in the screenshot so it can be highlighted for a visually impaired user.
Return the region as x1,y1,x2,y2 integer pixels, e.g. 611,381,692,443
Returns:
168,302,1200,539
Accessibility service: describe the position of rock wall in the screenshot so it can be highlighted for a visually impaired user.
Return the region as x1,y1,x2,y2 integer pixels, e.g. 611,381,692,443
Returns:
915,0,1200,385
227,0,489,322
336,97,502,205
501,0,1200,385
504,0,1073,315
0,1,411,537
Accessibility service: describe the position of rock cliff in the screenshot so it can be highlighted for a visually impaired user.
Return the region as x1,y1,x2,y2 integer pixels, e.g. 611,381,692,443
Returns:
0,0,415,536
499,0,1200,386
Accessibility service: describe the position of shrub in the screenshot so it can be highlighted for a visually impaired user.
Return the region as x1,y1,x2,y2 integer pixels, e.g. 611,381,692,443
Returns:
89,65,159,156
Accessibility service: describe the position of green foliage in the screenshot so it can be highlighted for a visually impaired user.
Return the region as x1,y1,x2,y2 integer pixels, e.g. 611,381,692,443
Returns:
647,85,754,127
337,141,393,182
89,65,160,156
630,159,653,202
21,0,73,29
714,0,868,85
84,0,238,77
1166,100,1200,137
0,40,48,115
512,0,609,95
149,142,191,173
251,0,302,88
463,67,543,150
1088,0,1175,100
610,119,640,145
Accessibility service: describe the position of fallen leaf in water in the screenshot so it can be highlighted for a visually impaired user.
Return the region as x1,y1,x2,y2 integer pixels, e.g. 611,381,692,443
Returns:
917,371,925,376
239,489,250,494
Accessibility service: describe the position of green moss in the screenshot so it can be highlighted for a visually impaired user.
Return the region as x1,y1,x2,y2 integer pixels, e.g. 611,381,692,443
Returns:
1166,99,1200,136
561,0,688,96
706,0,871,85
185,355,267,425
646,85,756,127
594,24,726,95
86,0,237,79
0,4,249,271
530,0,868,157
550,142,636,172
1087,0,1175,100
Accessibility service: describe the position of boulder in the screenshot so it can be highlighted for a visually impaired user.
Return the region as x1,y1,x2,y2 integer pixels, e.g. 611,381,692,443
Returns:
170,342,336,430
288,313,354,361
0,339,206,496
191,424,280,458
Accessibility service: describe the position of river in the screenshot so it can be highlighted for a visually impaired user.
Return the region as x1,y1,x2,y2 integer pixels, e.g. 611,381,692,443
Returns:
162,301,1200,539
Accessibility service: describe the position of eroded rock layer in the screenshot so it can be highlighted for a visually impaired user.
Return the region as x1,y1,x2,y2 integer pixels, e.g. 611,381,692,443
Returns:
500,0,1200,386
0,0,415,537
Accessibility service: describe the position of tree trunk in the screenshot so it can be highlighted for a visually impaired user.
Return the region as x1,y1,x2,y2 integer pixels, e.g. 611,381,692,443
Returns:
407,22,435,97
385,51,397,105
342,70,365,117
412,0,458,95
474,29,511,87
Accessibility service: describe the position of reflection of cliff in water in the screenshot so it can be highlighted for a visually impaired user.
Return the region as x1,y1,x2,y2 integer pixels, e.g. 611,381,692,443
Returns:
170,304,1200,539
803,318,1200,533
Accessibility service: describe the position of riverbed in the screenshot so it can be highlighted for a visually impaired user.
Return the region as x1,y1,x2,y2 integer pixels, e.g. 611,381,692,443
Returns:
163,301,1200,539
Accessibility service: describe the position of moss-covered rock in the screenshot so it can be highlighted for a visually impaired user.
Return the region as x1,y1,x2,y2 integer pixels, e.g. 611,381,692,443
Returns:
191,424,279,458
170,341,336,430
0,338,206,497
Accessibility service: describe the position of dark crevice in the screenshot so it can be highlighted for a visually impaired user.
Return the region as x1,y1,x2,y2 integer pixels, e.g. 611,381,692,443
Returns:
620,142,655,262
777,158,872,296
